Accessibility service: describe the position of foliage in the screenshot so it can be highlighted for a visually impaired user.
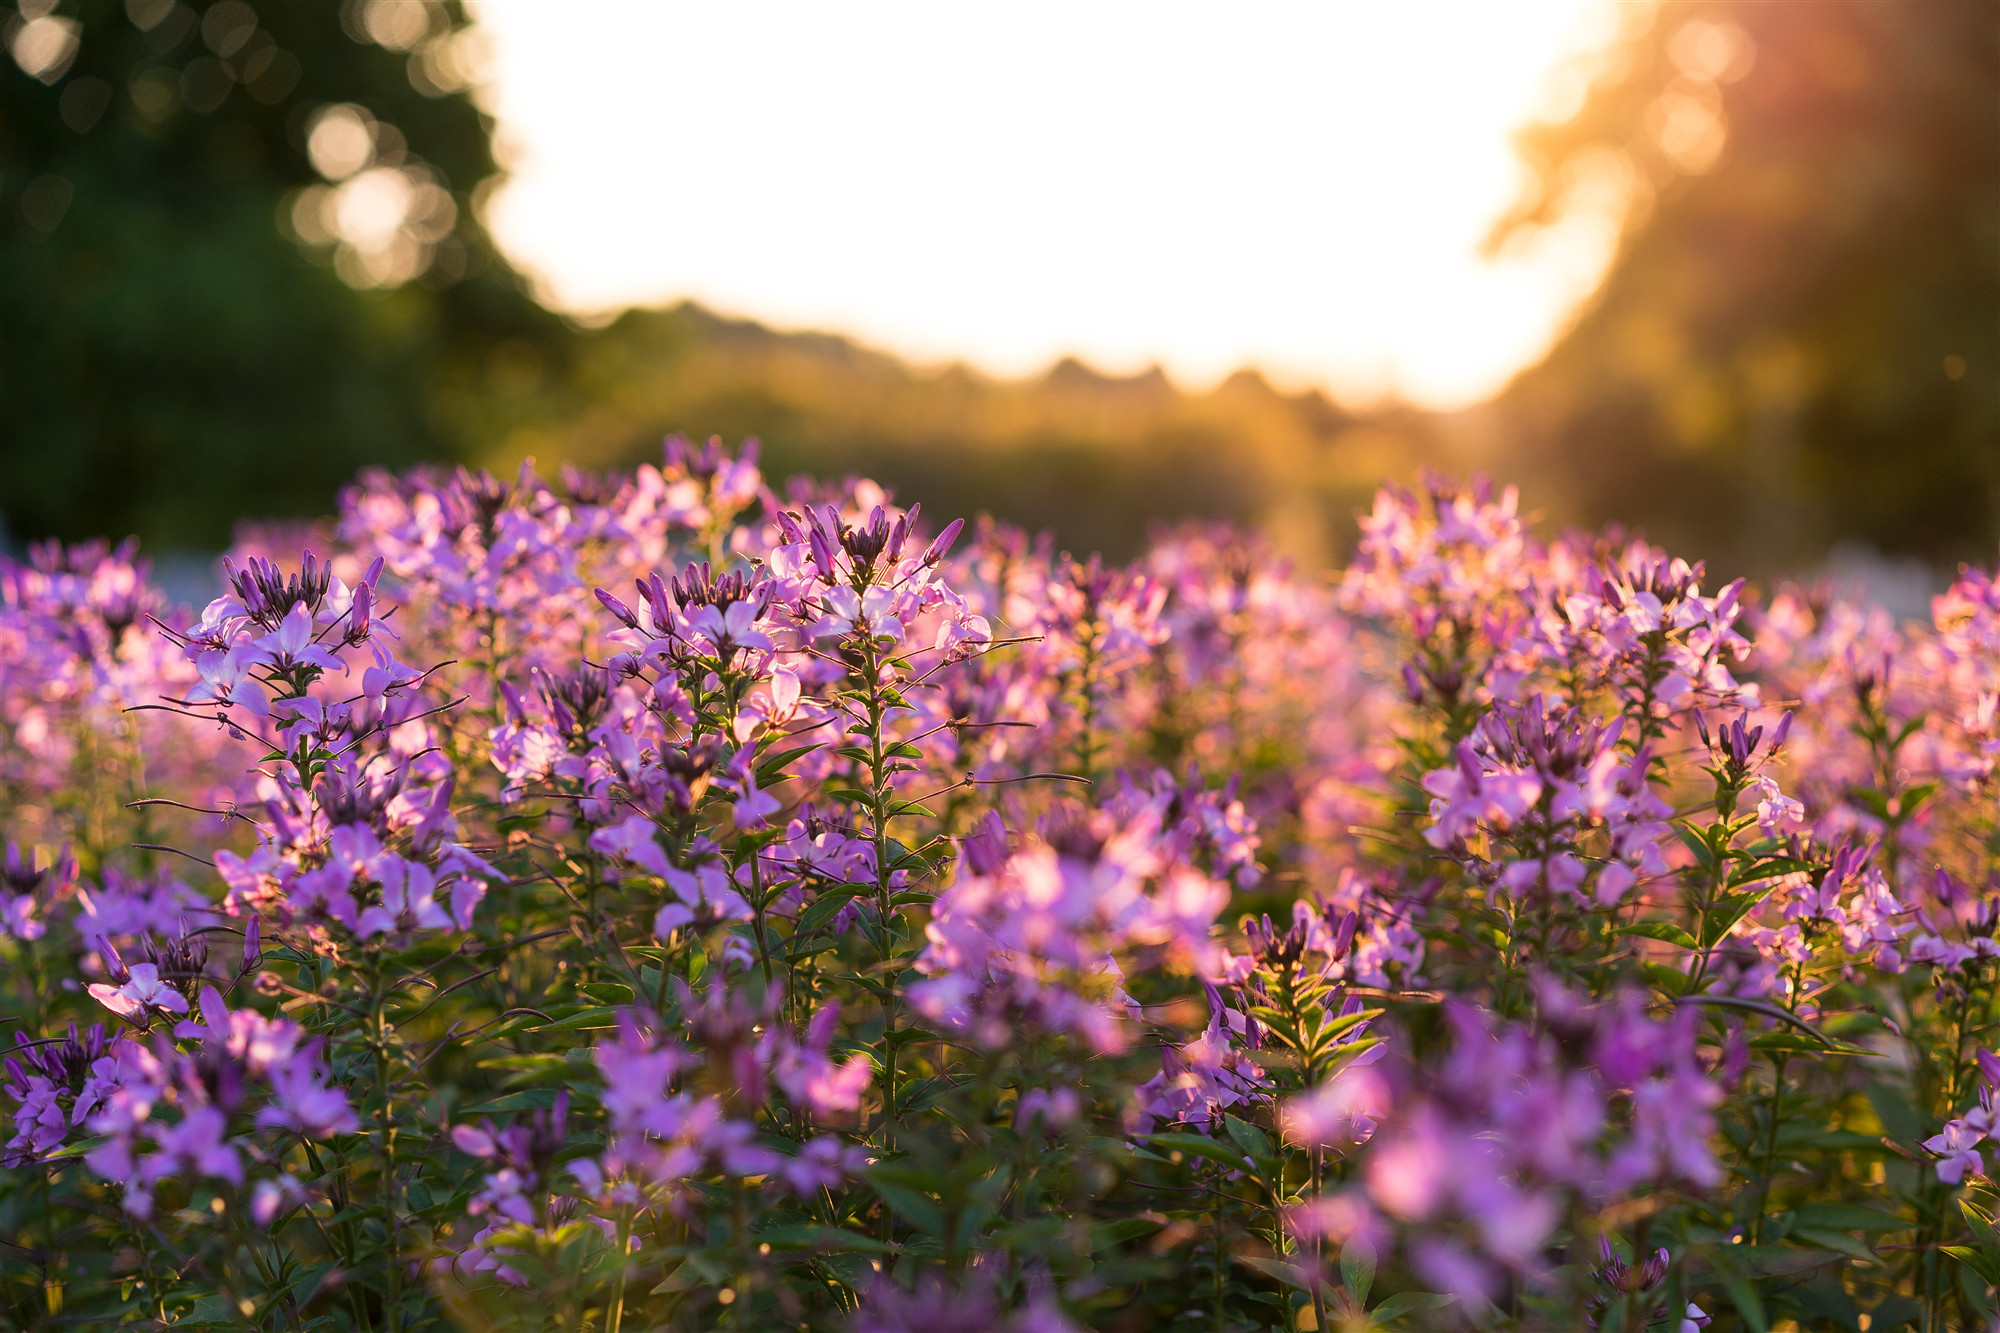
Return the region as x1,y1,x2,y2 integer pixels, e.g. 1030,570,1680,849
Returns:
2,442,1998,1330
1491,0,2000,573
0,0,567,549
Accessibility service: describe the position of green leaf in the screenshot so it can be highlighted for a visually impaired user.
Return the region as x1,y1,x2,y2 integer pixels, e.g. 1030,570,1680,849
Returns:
795,887,862,937
1712,1258,1769,1333
1699,888,1771,947
756,743,824,783
1368,1292,1455,1322
1940,1245,2000,1285
1674,822,1716,868
1791,1203,1904,1232
866,1175,945,1238
461,1090,564,1115
1090,1216,1164,1252
1618,921,1699,950
1641,962,1691,997
752,1224,899,1255
1866,1083,1928,1147
816,1252,881,1290
1726,855,1809,889
1141,1132,1255,1174
476,1054,571,1073
1960,1198,2000,1248
1340,1236,1376,1307
176,1294,240,1327
1789,1226,1880,1263
1317,1007,1384,1044
1233,1255,1311,1291
531,1006,620,1031
42,1133,109,1161
1222,1114,1275,1169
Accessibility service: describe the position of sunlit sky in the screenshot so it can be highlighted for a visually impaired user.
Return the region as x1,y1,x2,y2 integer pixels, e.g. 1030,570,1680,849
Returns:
469,1,1629,409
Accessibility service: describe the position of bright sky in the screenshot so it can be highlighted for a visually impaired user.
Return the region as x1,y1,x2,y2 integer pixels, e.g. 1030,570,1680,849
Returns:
469,1,1629,409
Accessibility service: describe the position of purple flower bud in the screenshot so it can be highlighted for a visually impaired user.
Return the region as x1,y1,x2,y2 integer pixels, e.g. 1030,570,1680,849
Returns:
808,527,837,584
1768,709,1793,755
1401,664,1424,703
1934,866,1961,908
243,917,260,964
923,517,965,565
638,573,673,626
347,581,371,642
1333,910,1359,958
594,588,639,628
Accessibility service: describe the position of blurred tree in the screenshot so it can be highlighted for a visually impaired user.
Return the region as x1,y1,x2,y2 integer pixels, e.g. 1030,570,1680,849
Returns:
0,0,566,548
1487,0,2000,574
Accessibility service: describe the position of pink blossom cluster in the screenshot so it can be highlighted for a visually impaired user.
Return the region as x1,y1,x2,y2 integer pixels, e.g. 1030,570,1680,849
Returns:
1350,986,1722,1305
3,443,1999,1330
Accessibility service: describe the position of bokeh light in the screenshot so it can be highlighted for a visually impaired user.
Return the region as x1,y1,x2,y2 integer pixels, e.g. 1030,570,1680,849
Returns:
285,98,460,288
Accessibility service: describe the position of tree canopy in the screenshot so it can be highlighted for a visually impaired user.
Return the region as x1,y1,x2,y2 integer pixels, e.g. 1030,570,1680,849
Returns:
0,0,566,548
1487,0,1999,573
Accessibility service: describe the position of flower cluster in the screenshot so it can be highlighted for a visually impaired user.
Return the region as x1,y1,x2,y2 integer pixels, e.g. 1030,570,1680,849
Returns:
2,442,1998,1332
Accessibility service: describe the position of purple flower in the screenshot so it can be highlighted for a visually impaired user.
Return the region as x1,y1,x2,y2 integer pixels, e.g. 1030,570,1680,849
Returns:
250,601,344,675
87,962,189,1021
810,586,904,643
772,1005,873,1116
589,816,673,881
778,1134,869,1195
255,1041,358,1137
142,1105,242,1188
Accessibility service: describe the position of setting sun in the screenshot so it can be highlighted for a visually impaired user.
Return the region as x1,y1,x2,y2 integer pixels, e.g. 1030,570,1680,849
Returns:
470,0,1632,408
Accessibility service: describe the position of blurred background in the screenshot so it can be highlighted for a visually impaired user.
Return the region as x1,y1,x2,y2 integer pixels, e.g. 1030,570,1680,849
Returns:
1,0,1994,593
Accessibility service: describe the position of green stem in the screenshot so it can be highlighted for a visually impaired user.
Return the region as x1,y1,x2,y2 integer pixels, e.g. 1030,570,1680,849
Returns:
861,637,901,1146
370,957,402,1333
607,1208,631,1333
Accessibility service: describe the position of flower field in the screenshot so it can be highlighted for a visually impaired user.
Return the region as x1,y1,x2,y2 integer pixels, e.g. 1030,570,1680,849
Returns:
2,438,1997,1331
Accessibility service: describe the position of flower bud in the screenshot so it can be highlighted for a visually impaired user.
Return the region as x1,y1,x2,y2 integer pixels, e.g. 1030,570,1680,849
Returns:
594,588,639,628
923,517,965,565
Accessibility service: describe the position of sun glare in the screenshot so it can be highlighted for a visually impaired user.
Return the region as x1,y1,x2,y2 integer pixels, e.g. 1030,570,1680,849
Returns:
469,1,1631,409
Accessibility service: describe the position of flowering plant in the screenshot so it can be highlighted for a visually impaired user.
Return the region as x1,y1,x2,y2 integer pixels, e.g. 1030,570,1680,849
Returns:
1,448,1996,1331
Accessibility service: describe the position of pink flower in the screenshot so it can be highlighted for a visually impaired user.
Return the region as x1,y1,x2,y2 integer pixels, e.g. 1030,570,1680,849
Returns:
249,602,344,675
255,1043,358,1137
810,586,904,643
773,1005,874,1116
1281,1062,1389,1150
87,963,189,1021
1923,1119,1986,1184
590,816,673,880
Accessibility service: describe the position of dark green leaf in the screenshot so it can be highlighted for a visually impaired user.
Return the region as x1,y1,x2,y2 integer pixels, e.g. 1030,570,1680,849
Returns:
1340,1236,1376,1307
1233,1255,1311,1291
1618,920,1699,950
1142,1132,1255,1174
1368,1292,1455,1322
795,887,862,937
